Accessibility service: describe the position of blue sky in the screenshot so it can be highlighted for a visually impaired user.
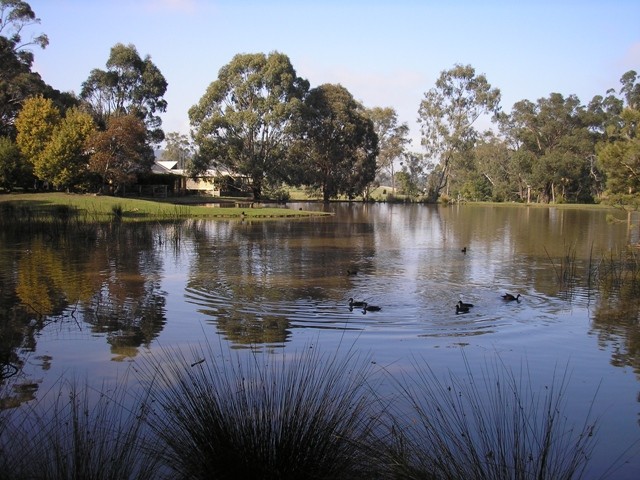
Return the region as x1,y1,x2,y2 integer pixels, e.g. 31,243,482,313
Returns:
27,0,640,147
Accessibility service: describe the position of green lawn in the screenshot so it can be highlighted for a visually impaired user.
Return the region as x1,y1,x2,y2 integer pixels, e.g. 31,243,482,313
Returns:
0,192,329,220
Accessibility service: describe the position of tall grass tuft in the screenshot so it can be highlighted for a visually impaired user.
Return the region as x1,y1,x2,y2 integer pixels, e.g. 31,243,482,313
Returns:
0,376,159,480
379,354,598,480
545,243,578,288
111,203,123,220
138,341,381,480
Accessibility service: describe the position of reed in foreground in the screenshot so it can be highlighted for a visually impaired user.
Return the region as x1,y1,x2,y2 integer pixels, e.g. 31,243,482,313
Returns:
379,354,598,480
138,341,381,480
0,375,159,480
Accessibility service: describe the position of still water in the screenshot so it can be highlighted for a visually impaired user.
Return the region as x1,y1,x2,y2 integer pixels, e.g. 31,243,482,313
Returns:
2,202,640,478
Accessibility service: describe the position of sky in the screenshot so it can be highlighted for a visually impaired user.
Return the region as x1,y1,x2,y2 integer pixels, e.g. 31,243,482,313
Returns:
25,0,640,148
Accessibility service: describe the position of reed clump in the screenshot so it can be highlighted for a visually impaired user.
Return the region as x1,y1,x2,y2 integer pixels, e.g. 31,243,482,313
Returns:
0,376,159,480
137,343,381,480
379,355,598,480
0,347,605,480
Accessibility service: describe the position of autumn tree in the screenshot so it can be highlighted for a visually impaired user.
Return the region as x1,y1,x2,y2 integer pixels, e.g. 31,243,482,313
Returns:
293,83,378,202
81,43,168,143
189,51,309,200
86,114,153,192
40,107,96,190
15,95,59,177
418,64,501,202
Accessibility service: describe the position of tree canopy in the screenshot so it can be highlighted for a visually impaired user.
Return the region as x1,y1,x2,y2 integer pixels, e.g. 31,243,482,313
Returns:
0,0,74,138
293,83,378,202
189,51,309,200
86,114,154,192
81,43,168,144
418,64,501,202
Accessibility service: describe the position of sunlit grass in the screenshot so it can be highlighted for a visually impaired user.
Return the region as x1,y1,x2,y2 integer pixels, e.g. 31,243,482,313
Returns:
0,192,327,221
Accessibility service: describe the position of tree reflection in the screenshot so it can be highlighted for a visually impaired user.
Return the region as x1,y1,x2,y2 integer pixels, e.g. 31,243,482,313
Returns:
1,223,167,408
591,288,640,375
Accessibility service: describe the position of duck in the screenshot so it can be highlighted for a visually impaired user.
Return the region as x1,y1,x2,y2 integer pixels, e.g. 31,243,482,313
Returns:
461,247,467,254
362,302,381,312
501,293,521,302
458,300,474,309
348,297,366,308
456,304,470,314
346,269,358,276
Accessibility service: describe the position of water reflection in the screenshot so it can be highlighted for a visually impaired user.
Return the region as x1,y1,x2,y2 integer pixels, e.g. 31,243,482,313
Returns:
0,223,168,405
0,203,639,411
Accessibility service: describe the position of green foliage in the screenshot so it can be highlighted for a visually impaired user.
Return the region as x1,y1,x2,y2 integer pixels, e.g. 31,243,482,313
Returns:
189,51,309,200
418,64,501,202
0,135,30,190
597,108,640,200
0,0,49,137
80,43,167,143
293,83,378,202
505,93,599,203
367,106,409,188
162,131,193,169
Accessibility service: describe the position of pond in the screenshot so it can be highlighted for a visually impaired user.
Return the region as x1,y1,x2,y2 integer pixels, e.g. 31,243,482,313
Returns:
1,202,640,478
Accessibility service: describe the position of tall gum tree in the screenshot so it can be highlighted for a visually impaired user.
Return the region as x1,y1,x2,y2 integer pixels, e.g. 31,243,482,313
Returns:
188,51,309,200
293,83,378,202
418,64,501,202
81,43,168,144
367,106,409,194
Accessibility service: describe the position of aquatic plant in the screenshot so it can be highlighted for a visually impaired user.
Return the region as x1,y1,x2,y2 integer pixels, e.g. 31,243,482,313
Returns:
138,341,381,480
379,354,598,480
0,376,159,480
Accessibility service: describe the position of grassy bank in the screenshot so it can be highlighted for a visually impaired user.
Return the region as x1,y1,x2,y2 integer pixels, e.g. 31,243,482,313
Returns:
0,192,329,222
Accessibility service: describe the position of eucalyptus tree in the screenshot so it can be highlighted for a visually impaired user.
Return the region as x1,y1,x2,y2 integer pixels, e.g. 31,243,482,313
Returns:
293,83,378,202
508,93,596,203
367,106,409,193
596,71,640,204
189,52,309,200
81,43,168,143
163,132,194,170
0,0,67,138
418,64,501,202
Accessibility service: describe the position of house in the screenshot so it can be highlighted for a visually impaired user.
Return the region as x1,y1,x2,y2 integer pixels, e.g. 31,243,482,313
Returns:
151,160,250,197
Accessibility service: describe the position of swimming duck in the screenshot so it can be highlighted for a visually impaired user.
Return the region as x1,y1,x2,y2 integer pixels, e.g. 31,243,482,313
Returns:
461,247,467,254
458,300,474,309
362,302,381,312
456,304,470,314
348,298,365,308
501,293,521,302
346,269,358,276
